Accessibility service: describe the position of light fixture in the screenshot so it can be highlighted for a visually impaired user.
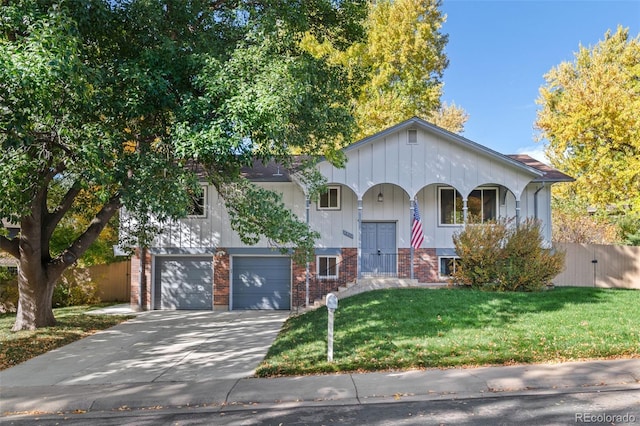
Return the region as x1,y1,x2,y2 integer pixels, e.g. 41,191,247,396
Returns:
377,185,384,202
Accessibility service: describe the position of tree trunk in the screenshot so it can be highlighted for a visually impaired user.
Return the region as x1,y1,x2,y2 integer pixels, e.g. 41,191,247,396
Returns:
12,256,58,331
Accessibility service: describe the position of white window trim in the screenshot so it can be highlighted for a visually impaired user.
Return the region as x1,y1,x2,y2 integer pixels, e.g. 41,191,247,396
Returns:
438,187,463,227
438,186,499,226
316,255,339,279
187,184,208,218
438,256,460,278
317,186,341,210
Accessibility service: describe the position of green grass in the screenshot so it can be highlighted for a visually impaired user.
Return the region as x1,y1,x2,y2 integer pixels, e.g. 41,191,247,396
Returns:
256,287,640,377
0,305,134,371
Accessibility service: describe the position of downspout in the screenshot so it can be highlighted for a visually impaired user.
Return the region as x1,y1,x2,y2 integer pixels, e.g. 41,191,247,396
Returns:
533,182,546,221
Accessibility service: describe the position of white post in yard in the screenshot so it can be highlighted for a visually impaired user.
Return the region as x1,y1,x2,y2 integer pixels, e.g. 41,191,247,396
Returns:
326,293,338,362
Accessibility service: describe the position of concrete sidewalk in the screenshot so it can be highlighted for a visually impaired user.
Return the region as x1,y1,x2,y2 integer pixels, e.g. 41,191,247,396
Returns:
2,357,639,416
0,305,639,418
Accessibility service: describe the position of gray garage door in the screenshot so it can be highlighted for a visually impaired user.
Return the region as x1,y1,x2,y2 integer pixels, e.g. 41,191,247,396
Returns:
232,257,291,310
154,256,213,310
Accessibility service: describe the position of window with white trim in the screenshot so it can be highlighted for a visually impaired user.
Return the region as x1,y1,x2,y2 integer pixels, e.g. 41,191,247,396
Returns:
439,256,460,277
188,185,207,218
439,187,498,225
317,256,339,279
318,186,341,210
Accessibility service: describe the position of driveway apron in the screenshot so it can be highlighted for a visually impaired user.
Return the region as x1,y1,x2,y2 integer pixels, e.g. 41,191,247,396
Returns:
0,310,288,387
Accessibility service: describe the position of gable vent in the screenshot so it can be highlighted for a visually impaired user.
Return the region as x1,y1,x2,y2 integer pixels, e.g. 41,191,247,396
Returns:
407,128,418,145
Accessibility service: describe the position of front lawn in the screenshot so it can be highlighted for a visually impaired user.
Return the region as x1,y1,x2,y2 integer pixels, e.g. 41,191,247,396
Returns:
256,287,640,377
0,305,134,371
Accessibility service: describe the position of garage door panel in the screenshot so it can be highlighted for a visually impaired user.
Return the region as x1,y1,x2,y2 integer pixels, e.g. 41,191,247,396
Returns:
155,257,213,310
232,257,290,310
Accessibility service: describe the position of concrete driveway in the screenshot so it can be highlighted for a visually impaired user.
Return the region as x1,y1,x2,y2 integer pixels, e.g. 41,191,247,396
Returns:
0,310,289,387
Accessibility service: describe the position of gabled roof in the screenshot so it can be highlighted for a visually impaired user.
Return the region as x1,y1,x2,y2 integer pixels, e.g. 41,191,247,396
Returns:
342,117,544,179
506,155,574,183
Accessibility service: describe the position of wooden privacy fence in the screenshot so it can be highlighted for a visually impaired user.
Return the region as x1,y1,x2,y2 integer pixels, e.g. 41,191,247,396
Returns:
61,260,131,302
552,243,640,289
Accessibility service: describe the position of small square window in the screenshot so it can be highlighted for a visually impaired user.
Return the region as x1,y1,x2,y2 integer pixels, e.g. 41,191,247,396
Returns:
318,186,341,210
439,257,460,277
407,128,418,144
188,185,207,218
317,256,338,279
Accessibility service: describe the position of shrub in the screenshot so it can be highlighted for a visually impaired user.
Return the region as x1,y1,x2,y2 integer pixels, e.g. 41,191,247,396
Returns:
0,267,18,313
452,218,565,291
52,267,101,307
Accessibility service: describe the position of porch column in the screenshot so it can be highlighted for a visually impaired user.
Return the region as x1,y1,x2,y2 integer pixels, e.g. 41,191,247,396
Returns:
462,198,469,225
357,198,363,279
515,199,521,227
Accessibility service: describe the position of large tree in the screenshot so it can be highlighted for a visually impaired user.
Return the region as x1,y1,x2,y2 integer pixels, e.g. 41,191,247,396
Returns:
302,0,467,140
536,27,640,216
0,0,366,330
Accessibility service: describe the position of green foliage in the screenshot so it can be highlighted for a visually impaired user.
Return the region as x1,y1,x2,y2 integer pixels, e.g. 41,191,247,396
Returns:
616,213,640,246
220,179,320,263
0,267,18,313
536,26,640,215
1,0,366,328
452,219,565,291
257,287,640,376
301,0,467,140
52,268,101,308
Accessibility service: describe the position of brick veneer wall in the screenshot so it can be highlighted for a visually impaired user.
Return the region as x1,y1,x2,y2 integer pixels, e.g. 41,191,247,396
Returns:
129,248,152,310
129,246,444,311
213,249,230,309
413,248,441,283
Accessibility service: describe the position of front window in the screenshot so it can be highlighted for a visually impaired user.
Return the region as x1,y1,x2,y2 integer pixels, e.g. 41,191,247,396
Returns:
188,185,207,218
439,187,463,225
439,187,498,225
318,186,341,210
317,256,338,279
467,188,498,223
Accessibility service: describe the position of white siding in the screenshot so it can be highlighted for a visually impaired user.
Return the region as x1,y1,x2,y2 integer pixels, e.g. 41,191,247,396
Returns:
319,126,539,200
151,182,306,249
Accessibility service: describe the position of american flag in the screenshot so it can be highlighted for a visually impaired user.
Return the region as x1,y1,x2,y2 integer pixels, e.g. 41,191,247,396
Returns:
411,202,425,249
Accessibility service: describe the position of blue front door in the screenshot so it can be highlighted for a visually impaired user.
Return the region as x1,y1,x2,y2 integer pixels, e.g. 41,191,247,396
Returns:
361,222,397,275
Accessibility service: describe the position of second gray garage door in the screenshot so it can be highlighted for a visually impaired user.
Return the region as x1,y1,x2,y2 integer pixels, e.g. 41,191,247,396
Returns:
232,257,291,310
154,256,213,310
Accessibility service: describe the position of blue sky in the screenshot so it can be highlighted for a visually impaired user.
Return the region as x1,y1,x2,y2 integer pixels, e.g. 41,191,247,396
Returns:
439,0,640,162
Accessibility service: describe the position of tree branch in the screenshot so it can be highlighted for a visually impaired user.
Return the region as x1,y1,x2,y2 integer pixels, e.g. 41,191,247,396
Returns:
43,183,81,244
53,194,122,272
0,234,20,259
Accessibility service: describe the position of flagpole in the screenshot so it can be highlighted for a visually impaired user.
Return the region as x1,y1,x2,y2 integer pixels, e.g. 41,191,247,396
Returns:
410,199,415,280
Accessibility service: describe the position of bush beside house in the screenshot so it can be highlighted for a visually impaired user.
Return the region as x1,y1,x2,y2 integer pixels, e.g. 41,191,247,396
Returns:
452,218,565,291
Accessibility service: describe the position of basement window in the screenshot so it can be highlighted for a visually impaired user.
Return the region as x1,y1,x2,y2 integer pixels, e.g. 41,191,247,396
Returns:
317,256,339,279
439,257,460,277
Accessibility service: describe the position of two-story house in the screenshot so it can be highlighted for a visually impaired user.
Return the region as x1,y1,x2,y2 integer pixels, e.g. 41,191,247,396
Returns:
126,117,572,311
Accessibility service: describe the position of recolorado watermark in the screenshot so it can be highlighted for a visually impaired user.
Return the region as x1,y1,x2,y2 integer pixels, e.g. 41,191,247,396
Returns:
576,412,637,423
